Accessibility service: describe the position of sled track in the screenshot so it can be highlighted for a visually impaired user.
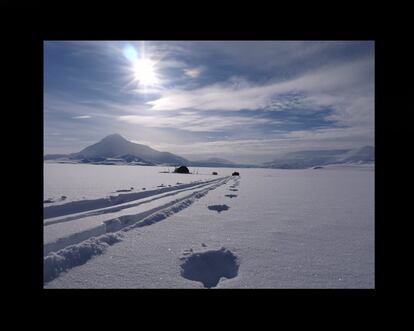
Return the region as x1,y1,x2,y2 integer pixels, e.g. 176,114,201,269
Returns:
45,178,225,226
43,176,230,284
44,177,225,220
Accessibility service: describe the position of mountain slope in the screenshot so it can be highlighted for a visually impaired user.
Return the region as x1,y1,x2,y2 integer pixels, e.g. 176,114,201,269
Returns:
45,134,189,165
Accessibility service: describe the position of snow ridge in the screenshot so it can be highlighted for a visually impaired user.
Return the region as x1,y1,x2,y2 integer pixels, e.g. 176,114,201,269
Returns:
44,233,123,283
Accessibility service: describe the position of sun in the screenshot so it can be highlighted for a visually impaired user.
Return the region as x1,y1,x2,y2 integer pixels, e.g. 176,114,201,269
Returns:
122,43,161,91
133,58,158,86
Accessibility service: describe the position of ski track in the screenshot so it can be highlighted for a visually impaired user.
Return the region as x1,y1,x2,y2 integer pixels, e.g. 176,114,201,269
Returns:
43,176,231,283
44,177,223,220
45,178,225,227
44,177,230,255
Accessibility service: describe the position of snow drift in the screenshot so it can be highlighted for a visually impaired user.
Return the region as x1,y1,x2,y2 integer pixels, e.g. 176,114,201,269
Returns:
44,233,123,283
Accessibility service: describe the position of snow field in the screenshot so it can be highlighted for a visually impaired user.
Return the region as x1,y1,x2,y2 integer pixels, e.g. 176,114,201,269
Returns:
44,176,231,282
45,166,374,288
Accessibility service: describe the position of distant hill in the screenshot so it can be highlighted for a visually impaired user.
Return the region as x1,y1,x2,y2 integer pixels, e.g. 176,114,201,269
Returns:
43,154,69,160
44,134,188,166
337,145,375,163
264,146,375,169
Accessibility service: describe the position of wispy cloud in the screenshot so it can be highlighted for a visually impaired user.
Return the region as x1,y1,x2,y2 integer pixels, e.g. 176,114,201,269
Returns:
72,115,92,119
118,113,269,132
183,66,204,78
147,58,373,113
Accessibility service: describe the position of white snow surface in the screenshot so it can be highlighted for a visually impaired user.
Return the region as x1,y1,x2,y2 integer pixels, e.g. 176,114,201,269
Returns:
44,163,217,205
44,165,374,288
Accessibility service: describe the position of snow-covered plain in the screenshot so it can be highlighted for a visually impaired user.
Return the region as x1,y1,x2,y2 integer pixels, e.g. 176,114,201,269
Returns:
44,164,374,288
44,163,218,205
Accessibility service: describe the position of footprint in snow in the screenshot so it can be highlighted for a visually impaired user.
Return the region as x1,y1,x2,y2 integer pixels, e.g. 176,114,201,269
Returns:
207,204,230,213
179,247,239,288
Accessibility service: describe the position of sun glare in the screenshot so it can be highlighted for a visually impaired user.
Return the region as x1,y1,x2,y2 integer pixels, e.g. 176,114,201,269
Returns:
133,58,158,86
123,44,161,91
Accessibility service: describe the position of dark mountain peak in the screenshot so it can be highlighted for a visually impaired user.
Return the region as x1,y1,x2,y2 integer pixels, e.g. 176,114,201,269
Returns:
101,133,128,143
64,134,189,165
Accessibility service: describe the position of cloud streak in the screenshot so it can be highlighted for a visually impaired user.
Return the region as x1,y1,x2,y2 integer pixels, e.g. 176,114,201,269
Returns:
147,58,373,113
118,113,270,132
72,115,92,119
183,66,204,78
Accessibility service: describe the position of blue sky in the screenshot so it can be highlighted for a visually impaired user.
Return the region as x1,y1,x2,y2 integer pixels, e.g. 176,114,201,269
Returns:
44,41,374,163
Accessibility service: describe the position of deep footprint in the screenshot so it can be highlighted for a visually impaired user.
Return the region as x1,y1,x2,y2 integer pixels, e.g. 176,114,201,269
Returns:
225,194,237,198
180,248,239,288
207,204,230,213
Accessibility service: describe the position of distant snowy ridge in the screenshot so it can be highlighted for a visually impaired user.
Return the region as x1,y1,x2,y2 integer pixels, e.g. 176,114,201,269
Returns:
336,145,375,163
264,146,375,169
44,134,374,169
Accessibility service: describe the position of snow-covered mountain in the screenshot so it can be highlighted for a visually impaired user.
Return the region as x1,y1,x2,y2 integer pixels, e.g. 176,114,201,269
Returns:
264,146,375,169
44,134,189,166
336,145,375,164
